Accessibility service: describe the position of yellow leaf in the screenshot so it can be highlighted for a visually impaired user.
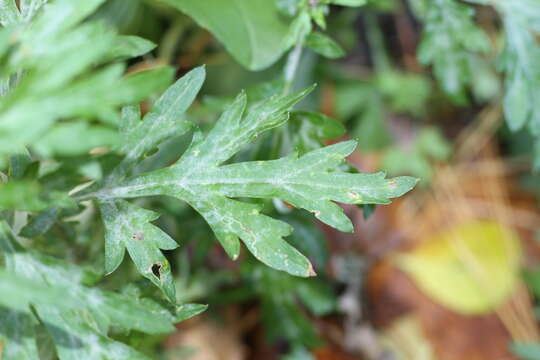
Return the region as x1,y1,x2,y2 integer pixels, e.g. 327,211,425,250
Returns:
396,221,521,314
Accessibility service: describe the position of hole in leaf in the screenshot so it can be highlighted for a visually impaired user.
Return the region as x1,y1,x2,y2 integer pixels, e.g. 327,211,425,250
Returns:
151,262,162,280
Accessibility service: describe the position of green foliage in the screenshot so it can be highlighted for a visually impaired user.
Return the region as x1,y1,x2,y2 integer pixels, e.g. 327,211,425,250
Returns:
411,0,491,101
334,70,431,151
88,68,415,296
0,221,204,360
494,0,540,133
2,0,538,355
0,1,419,357
412,0,540,166
160,0,294,70
305,31,345,59
485,0,540,169
0,0,172,157
382,127,451,182
160,0,358,70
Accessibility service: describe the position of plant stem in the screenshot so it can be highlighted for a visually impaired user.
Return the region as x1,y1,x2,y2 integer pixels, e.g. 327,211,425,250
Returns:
159,18,188,64
365,12,391,71
283,39,305,95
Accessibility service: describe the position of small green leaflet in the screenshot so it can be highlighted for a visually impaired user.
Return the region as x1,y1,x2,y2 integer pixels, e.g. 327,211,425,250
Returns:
413,0,491,100
112,66,205,181
100,200,179,301
305,32,345,59
0,221,205,359
87,67,416,297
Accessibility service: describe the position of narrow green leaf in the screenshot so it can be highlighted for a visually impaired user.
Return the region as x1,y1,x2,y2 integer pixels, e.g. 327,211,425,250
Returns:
104,36,156,62
305,32,345,59
19,207,60,238
174,304,208,322
110,66,175,106
8,150,32,179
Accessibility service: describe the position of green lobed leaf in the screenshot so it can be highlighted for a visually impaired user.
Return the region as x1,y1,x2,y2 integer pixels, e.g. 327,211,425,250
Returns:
492,0,540,138
90,85,417,279
414,0,491,99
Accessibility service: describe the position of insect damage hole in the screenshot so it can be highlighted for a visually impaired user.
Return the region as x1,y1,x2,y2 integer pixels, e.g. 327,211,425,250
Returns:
150,262,163,280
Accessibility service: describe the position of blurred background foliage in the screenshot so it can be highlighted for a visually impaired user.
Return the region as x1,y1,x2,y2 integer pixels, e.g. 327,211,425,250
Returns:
3,0,540,359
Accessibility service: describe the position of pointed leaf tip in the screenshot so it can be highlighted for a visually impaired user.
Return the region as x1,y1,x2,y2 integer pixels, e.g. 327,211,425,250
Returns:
307,263,317,277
